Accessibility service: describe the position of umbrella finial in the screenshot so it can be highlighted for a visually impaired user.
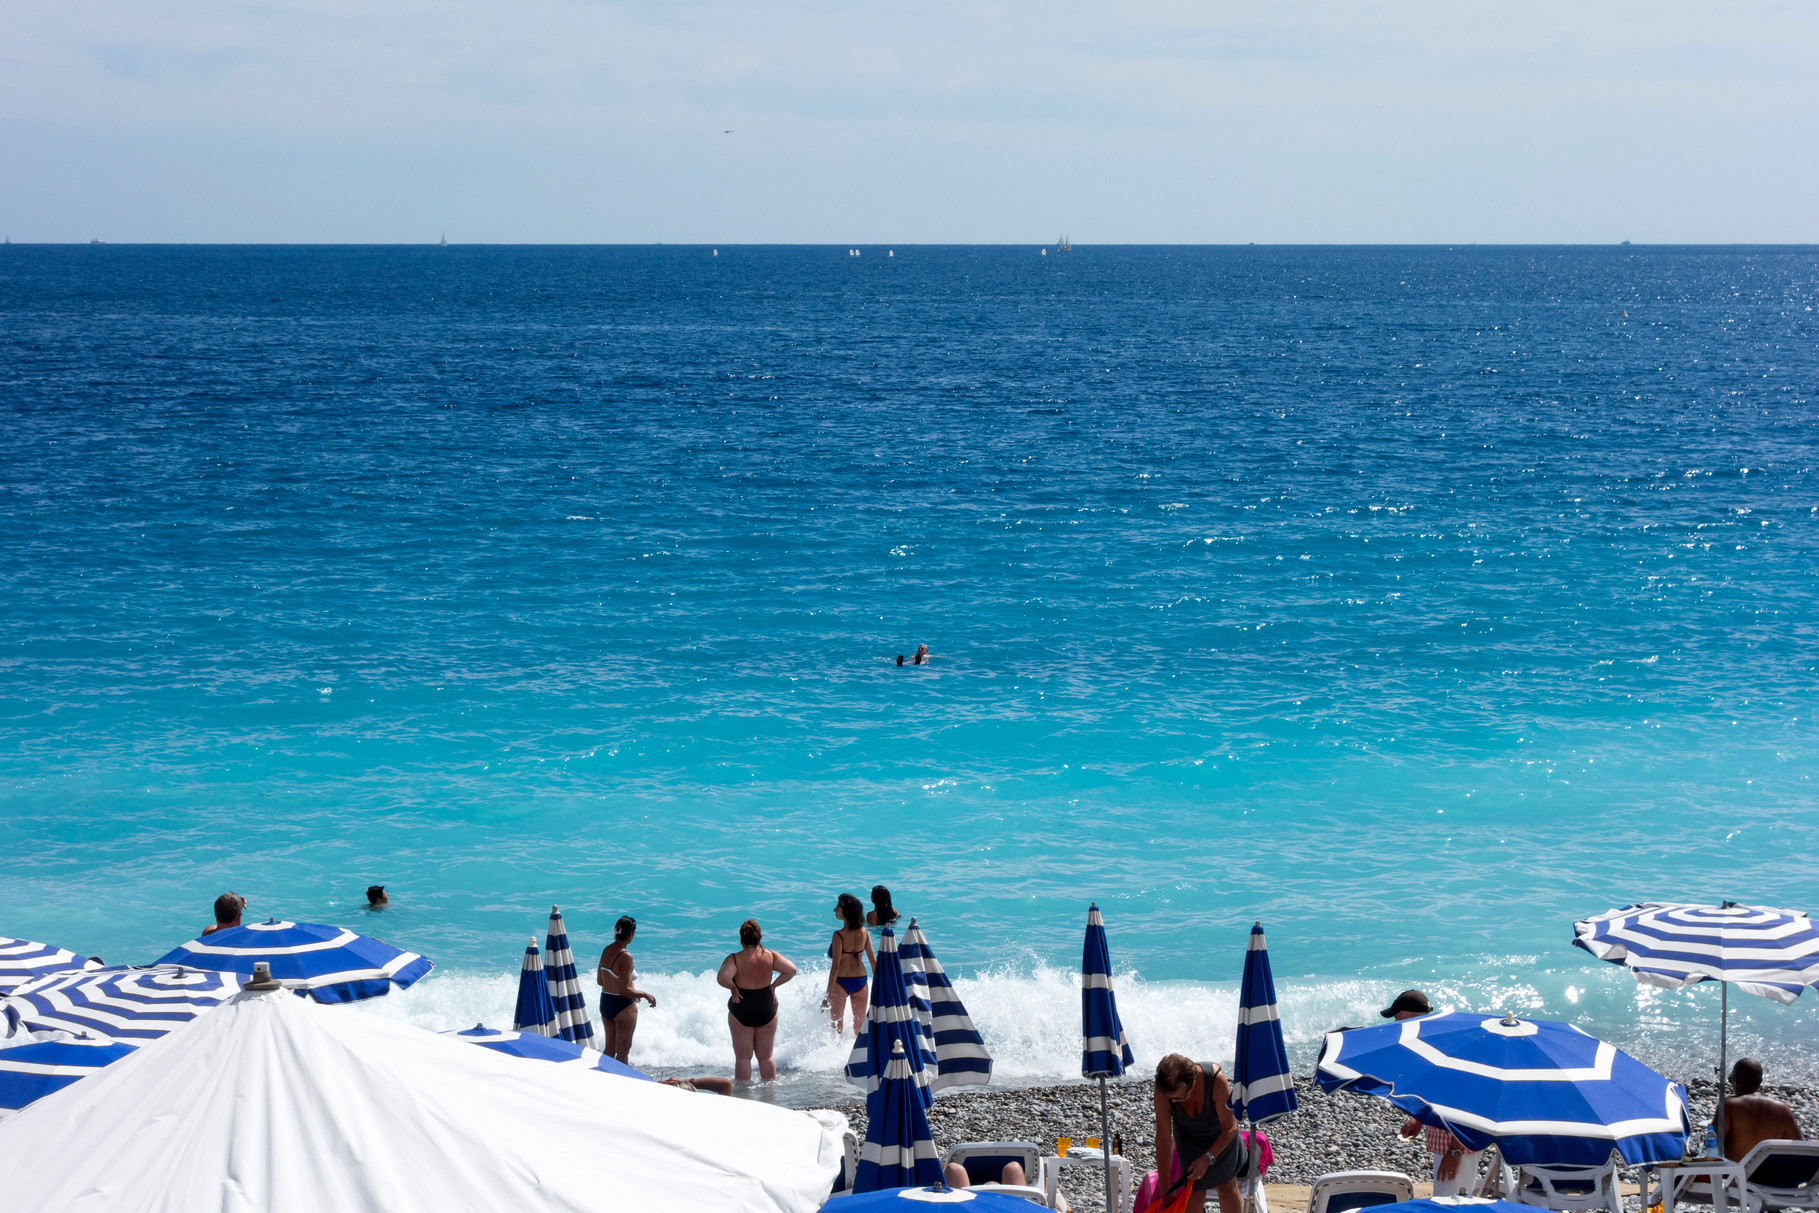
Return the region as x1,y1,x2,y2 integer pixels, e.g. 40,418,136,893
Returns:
243,961,281,992
1501,1010,1519,1027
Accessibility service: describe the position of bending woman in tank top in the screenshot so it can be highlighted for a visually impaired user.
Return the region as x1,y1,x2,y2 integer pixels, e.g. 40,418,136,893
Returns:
824,892,877,1035
716,919,797,1082
1153,1053,1245,1213
596,916,656,1064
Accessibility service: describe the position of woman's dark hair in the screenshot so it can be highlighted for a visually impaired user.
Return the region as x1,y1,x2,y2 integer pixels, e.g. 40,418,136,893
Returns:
739,918,762,946
837,893,865,932
870,885,899,926
615,915,636,941
1155,1053,1196,1094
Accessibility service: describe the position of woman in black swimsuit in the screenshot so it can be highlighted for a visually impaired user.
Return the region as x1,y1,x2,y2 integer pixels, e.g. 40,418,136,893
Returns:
1153,1053,1245,1213
596,916,655,1065
716,919,796,1082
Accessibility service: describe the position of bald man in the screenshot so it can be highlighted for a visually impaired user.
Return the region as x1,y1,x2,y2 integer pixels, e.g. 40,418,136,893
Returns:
1724,1058,1803,1162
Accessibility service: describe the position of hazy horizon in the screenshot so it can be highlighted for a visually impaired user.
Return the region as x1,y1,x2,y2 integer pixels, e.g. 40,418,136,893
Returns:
3,1,1816,244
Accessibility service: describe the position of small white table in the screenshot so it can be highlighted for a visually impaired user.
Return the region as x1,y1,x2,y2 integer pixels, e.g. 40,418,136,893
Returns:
1042,1149,1134,1213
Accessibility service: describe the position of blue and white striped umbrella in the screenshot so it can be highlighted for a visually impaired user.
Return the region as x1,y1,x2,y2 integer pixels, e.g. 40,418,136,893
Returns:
1082,904,1134,1078
153,920,432,1003
901,918,991,1091
1233,922,1298,1125
831,1188,1036,1212
1317,1011,1690,1166
853,1039,943,1193
2,965,237,1042
0,1035,137,1111
0,937,101,996
511,937,558,1037
442,1025,653,1081
544,907,595,1050
1574,903,1819,1003
846,926,932,1108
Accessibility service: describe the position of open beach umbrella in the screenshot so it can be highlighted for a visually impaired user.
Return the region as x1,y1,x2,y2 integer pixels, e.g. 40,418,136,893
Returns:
1232,923,1298,1213
846,926,932,1108
512,937,558,1037
1082,904,1135,1213
832,1187,1037,1211
0,938,101,996
1573,902,1819,1145
0,1034,137,1112
1316,1010,1689,1166
854,1039,943,1193
2,966,237,1042
544,907,595,1050
1371,1200,1536,1213
154,920,432,1003
0,984,843,1212
900,918,991,1091
442,1025,653,1081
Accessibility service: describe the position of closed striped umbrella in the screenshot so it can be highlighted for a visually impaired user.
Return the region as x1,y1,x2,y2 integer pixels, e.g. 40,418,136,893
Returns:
3,965,237,1042
853,1039,943,1192
1232,922,1298,1125
900,918,991,1091
442,1025,653,1081
1574,901,1819,1146
511,937,558,1037
845,926,931,1108
0,1035,136,1111
543,907,595,1050
0,938,101,996
1317,1010,1689,1165
1082,904,1135,1213
154,919,431,1003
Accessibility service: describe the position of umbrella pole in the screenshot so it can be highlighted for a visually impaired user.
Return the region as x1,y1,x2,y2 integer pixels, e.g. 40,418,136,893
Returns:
1099,1075,1114,1213
1715,981,1729,1156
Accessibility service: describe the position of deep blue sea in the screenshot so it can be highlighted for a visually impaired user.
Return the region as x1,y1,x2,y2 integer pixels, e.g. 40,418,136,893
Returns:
2,244,1816,1101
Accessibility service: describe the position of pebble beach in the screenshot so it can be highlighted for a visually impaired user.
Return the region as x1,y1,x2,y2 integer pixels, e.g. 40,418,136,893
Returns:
814,1076,1819,1210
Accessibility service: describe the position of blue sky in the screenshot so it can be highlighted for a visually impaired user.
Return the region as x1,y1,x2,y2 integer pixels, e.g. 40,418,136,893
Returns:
2,0,1815,242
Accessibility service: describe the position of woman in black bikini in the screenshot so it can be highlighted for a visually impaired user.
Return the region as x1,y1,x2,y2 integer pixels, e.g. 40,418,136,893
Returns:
716,919,796,1082
1153,1053,1245,1213
596,916,656,1064
824,893,876,1035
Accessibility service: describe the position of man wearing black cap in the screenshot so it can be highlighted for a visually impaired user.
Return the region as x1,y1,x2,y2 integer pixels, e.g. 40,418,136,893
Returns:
1385,990,1482,1196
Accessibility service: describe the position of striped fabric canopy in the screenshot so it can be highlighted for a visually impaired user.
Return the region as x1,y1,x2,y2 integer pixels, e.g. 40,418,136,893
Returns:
831,1190,1037,1212
846,927,932,1108
512,938,558,1037
853,1039,943,1193
154,920,432,1004
0,1035,137,1111
1317,1011,1689,1166
1232,922,1298,1125
442,1026,653,1082
1574,903,1819,1003
3,965,237,1042
900,918,991,1091
544,908,595,1050
0,938,101,996
1081,904,1134,1078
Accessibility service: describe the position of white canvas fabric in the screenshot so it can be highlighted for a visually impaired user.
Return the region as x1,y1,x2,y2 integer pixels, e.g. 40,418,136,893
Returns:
0,986,841,1213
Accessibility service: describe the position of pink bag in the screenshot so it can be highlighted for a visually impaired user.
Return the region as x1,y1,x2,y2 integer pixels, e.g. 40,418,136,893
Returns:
1133,1130,1273,1213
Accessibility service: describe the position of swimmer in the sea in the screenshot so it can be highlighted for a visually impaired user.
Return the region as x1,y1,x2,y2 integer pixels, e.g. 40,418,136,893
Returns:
912,644,929,665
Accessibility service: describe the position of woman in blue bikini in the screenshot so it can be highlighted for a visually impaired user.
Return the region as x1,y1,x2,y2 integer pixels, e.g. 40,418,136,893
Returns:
596,916,656,1064
824,892,876,1034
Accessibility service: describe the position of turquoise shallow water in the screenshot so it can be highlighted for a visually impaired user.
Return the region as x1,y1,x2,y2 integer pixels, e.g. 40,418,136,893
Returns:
2,245,1816,1099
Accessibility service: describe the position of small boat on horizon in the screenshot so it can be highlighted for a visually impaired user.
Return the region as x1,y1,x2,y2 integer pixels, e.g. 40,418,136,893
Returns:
438,231,448,247
1055,234,1071,253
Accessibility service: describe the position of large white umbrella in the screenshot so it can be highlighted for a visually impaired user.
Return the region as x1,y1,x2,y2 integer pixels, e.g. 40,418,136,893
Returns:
0,978,841,1212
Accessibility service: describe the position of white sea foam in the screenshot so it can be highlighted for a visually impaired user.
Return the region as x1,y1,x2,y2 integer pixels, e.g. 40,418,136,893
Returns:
355,957,1819,1101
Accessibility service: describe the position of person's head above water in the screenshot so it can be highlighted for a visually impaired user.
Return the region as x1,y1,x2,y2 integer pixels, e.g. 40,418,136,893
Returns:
739,918,762,947
213,892,245,925
913,644,929,665
836,893,865,931
868,885,899,926
365,885,388,906
1731,1057,1764,1096
1380,989,1432,1020
615,915,637,942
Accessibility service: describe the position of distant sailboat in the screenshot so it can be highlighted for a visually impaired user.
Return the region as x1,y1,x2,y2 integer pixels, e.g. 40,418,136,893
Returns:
1055,234,1071,253
438,231,448,247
